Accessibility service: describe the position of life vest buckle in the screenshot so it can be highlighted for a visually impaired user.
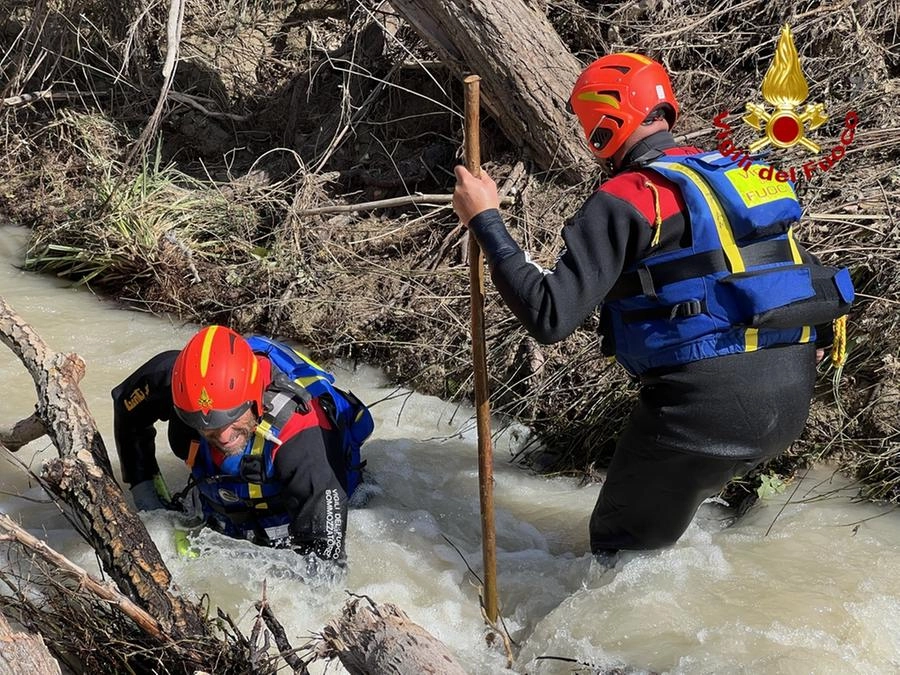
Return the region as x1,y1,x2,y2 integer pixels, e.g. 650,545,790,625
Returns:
239,454,266,483
669,300,703,319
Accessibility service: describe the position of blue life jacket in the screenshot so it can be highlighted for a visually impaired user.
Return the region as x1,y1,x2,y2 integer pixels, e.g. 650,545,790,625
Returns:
184,337,374,544
246,336,374,494
603,151,854,376
186,427,295,543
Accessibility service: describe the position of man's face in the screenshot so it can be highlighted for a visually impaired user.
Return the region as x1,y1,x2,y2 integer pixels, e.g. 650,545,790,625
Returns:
199,408,258,455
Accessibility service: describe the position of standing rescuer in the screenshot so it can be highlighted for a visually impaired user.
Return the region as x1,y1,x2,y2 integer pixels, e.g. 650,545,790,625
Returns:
452,53,853,558
112,325,374,563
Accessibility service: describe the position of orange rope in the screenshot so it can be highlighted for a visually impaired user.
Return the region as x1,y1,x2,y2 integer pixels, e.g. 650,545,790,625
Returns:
644,181,663,246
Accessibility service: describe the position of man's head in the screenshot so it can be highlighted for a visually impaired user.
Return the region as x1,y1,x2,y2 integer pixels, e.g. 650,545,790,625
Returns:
568,53,679,164
171,325,265,454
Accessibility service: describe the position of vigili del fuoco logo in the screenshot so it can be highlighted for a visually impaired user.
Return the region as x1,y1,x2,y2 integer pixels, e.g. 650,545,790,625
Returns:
711,24,859,182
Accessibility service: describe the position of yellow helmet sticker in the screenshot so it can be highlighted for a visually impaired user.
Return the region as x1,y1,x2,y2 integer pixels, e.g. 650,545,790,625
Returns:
577,92,621,108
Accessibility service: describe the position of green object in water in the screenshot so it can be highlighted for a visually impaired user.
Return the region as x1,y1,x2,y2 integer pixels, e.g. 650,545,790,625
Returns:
174,529,200,559
152,473,172,503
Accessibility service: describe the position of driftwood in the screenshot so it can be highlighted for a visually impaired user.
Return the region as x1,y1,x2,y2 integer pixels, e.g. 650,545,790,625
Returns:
0,513,162,639
0,611,60,675
390,0,590,183
292,192,515,217
0,413,45,453
318,596,468,675
0,294,211,659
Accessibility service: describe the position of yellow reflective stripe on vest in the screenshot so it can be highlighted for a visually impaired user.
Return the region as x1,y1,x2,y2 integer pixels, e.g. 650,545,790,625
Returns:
295,374,329,388
290,347,327,373
286,346,331,389
660,162,745,273
785,227,803,264
659,162,762,351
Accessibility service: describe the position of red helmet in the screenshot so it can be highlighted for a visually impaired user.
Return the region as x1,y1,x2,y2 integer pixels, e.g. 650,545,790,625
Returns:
569,53,679,160
171,325,264,430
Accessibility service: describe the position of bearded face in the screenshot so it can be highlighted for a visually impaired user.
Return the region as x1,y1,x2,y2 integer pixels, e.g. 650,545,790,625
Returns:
198,408,258,455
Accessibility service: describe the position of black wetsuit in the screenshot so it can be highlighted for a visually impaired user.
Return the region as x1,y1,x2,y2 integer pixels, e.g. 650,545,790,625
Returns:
468,132,818,553
112,350,349,560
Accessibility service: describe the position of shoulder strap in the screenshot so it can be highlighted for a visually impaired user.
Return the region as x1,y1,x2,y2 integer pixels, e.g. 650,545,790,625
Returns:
264,371,311,425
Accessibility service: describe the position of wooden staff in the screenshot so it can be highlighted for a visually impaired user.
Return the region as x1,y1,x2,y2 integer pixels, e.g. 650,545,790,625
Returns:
463,74,499,624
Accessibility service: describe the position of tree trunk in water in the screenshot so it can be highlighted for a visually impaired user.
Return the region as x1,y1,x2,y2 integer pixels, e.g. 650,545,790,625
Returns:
390,0,591,184
318,597,468,674
0,294,209,644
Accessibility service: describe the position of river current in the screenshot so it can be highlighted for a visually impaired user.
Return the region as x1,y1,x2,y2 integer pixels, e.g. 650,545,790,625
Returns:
1,224,898,674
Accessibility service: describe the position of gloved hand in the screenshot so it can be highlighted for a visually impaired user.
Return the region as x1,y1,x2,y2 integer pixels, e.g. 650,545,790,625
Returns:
177,485,205,525
130,479,165,511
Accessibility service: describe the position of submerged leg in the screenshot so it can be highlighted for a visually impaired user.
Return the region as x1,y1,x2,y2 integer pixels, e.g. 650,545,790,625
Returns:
589,438,763,554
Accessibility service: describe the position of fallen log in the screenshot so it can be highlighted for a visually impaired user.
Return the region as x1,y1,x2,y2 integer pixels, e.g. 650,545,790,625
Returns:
0,611,60,675
0,413,45,452
0,294,208,642
0,513,162,639
0,294,234,671
317,596,468,674
390,0,590,183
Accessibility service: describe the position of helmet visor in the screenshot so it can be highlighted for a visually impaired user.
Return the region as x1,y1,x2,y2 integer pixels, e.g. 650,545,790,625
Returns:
175,401,253,431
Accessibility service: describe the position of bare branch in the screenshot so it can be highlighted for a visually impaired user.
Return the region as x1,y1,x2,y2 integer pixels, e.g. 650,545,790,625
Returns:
0,413,46,452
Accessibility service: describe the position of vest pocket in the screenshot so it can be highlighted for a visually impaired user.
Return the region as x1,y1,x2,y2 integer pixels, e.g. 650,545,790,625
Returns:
720,264,853,328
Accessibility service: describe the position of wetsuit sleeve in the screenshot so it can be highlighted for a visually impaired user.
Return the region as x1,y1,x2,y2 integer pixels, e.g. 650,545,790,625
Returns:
111,350,186,485
468,192,653,344
272,401,348,562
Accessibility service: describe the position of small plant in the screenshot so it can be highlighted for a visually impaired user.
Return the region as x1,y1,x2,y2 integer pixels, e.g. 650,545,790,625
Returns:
757,472,788,499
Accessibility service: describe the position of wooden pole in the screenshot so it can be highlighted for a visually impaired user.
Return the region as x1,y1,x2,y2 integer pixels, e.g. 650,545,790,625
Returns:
463,74,499,624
